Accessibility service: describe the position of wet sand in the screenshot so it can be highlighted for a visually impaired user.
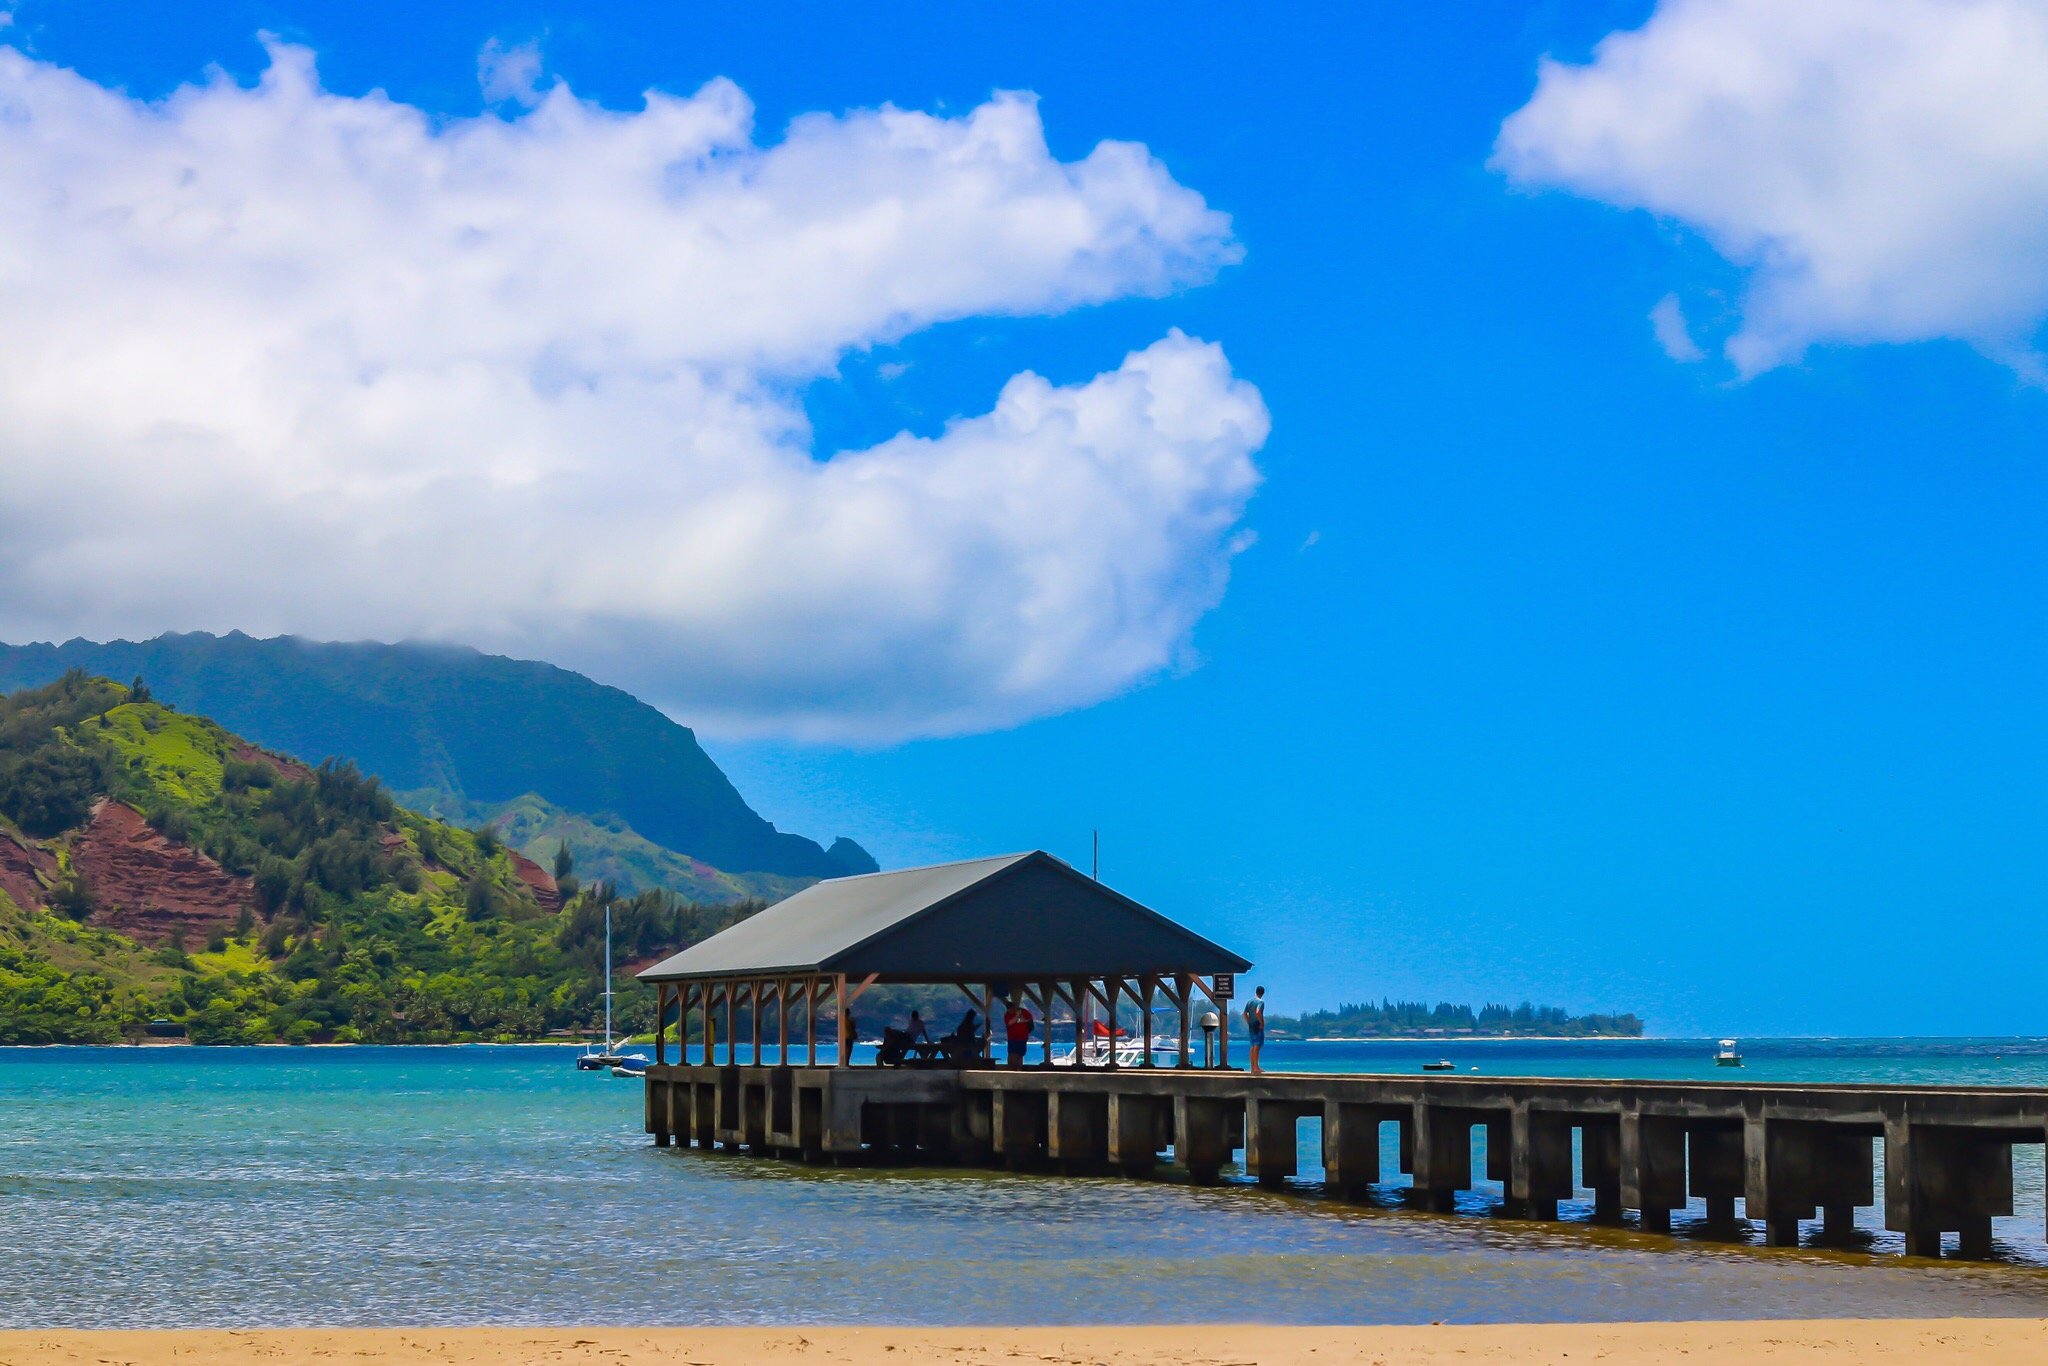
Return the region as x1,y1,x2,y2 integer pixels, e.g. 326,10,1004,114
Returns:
3,1321,2045,1364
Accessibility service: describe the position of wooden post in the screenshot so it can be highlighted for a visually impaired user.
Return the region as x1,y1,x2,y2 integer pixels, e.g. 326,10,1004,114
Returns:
1176,974,1193,1069
981,982,993,1062
1100,978,1117,1071
655,984,668,1065
724,979,737,1067
751,978,764,1066
834,972,849,1063
1139,977,1154,1068
1070,978,1087,1066
806,977,818,1067
705,982,719,1065
778,976,791,1066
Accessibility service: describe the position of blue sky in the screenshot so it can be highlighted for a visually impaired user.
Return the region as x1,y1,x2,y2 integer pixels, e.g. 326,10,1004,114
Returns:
9,1,2048,1034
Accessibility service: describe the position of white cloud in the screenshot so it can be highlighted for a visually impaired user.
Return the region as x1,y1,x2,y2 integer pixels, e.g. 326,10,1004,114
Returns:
1648,293,1704,362
478,38,546,108
1495,0,2048,375
0,40,1265,741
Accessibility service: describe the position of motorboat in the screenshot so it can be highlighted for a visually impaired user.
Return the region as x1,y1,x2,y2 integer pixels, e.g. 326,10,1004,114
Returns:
1422,1059,1456,1072
1715,1038,1743,1067
1050,1017,1189,1068
1050,1035,1185,1068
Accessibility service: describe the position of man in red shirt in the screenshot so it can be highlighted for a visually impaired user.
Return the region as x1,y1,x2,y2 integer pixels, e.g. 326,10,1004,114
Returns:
1002,997,1034,1068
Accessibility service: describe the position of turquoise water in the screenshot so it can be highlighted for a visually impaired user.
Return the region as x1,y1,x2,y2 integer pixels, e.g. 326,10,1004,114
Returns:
4,1039,2048,1327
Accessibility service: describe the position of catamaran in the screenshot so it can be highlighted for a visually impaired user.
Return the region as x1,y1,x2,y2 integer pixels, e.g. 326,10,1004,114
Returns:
576,898,648,1073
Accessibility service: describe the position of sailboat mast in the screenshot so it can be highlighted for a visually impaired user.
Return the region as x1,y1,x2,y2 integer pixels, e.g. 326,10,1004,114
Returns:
603,900,613,1048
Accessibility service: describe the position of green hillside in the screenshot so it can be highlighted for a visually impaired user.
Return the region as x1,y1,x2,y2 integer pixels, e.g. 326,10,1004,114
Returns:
403,791,812,906
0,632,877,882
0,673,759,1045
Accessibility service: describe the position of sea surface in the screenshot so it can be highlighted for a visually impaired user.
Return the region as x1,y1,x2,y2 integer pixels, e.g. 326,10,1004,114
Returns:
4,1038,2048,1328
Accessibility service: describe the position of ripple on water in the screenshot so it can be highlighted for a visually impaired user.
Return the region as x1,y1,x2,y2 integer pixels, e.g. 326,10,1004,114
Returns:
4,1042,2048,1327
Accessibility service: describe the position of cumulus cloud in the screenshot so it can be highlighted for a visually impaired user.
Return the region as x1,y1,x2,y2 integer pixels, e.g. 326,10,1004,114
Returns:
1495,0,2048,375
0,40,1266,741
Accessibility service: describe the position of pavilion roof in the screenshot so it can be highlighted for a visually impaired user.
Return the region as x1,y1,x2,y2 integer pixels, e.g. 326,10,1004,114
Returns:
635,850,1249,983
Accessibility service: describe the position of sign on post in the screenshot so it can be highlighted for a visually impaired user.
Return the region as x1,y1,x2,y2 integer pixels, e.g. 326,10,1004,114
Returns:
1212,973,1235,1000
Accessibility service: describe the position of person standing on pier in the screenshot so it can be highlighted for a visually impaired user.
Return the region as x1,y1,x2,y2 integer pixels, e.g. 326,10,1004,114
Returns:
1003,996,1034,1068
1244,986,1267,1074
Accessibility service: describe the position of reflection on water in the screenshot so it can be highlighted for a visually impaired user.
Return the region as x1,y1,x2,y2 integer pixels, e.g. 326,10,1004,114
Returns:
2,1041,2046,1328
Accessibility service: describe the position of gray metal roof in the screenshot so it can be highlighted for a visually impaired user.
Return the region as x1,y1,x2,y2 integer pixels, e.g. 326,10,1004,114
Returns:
636,850,1249,982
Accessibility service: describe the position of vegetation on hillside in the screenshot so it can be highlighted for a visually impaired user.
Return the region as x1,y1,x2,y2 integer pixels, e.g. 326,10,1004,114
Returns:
0,632,876,880
406,790,808,903
1271,999,1644,1039
0,673,763,1045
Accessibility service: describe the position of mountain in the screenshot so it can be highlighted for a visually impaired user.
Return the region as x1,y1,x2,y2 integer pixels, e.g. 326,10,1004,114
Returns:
0,672,754,1043
411,791,815,907
0,632,875,883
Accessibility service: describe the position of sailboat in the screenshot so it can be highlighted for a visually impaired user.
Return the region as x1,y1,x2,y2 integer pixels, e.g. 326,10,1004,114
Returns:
576,898,648,1073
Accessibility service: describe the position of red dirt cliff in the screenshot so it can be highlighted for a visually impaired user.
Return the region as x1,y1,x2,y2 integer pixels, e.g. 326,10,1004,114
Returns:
71,800,254,946
0,830,56,912
510,852,562,913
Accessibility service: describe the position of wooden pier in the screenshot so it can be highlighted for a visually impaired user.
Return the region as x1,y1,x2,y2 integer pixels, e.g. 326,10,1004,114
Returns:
633,851,2045,1261
644,1061,2048,1260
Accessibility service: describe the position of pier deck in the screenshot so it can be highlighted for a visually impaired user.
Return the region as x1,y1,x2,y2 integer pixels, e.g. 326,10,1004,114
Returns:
644,1062,2048,1260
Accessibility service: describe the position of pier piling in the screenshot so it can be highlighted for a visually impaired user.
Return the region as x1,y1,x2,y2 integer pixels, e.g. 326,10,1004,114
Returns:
1108,1092,1169,1173
645,1063,2048,1265
1885,1116,2015,1258
1621,1110,1686,1232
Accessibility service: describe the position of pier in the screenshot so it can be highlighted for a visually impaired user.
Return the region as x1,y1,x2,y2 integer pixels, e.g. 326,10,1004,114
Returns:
637,852,2048,1261
643,1062,2048,1259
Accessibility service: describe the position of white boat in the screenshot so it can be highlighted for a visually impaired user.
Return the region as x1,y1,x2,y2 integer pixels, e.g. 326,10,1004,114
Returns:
576,899,647,1072
1715,1038,1743,1067
1050,1034,1184,1068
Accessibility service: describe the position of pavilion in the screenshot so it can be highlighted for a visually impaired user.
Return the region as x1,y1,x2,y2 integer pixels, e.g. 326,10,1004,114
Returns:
637,850,1251,1069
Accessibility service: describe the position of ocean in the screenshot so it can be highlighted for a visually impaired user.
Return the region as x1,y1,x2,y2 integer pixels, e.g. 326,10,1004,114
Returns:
4,1038,2047,1327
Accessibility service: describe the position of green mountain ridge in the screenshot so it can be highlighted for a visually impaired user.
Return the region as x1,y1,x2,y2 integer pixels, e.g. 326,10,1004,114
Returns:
405,790,813,906
0,673,757,1044
0,632,876,884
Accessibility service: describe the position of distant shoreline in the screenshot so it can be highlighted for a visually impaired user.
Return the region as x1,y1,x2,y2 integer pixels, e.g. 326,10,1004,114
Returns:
10,1034,1667,1050
1291,1034,1641,1043
19,1033,2045,1050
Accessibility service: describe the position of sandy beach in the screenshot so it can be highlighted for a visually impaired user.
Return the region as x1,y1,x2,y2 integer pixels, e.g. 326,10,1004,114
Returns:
3,1322,2045,1365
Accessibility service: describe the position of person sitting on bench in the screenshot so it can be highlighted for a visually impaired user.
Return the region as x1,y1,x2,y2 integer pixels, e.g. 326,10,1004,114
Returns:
876,1025,911,1067
935,1010,983,1063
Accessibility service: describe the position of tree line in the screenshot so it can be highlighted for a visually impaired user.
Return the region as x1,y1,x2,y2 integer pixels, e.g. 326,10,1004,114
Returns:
0,673,774,1045
1272,998,1644,1038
